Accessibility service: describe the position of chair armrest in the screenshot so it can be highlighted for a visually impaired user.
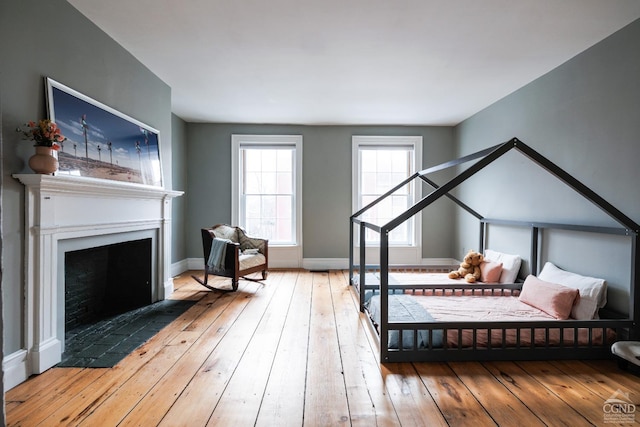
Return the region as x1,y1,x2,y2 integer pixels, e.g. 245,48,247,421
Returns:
224,241,241,271
237,229,269,254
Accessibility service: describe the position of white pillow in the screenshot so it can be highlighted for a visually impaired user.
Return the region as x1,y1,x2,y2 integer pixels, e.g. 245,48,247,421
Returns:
537,262,607,320
484,249,522,284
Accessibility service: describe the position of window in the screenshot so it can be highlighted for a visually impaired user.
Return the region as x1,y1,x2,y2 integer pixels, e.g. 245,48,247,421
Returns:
232,135,302,249
352,136,422,248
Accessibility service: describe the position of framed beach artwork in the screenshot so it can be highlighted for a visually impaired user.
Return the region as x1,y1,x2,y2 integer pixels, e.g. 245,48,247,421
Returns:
45,77,163,187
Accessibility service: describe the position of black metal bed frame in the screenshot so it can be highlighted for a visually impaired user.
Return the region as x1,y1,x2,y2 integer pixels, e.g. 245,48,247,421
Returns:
349,138,639,363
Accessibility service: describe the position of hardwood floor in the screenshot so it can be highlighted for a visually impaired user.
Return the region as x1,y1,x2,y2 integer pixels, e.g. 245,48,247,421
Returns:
6,270,640,426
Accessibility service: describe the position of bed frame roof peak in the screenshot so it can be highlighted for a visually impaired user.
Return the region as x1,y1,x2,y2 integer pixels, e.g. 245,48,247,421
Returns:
353,137,639,235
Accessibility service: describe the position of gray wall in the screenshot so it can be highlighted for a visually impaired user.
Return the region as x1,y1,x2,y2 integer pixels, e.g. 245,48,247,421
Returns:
454,19,640,314
171,114,187,263
186,124,455,260
1,0,173,359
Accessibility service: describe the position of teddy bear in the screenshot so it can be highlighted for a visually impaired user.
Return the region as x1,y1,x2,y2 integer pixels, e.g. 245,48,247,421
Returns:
448,250,484,283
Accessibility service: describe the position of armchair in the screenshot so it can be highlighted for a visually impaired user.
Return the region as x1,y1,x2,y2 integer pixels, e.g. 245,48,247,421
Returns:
191,224,268,291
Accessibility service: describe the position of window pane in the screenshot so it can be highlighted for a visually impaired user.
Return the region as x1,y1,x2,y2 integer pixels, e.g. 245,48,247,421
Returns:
276,172,292,193
361,150,376,172
245,195,261,218
277,150,293,172
277,218,292,241
390,151,408,173
376,172,393,193
261,195,276,218
261,171,277,194
244,171,262,194
261,150,278,172
376,150,392,172
244,150,262,172
276,195,292,219
361,172,376,194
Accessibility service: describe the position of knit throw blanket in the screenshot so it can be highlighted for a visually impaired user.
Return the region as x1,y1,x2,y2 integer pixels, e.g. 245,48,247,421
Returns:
207,237,231,271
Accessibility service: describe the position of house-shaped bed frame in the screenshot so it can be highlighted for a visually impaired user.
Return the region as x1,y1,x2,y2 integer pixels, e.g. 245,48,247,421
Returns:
349,137,639,362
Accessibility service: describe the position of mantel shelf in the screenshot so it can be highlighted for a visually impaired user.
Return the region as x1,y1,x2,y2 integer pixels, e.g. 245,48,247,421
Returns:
13,173,184,200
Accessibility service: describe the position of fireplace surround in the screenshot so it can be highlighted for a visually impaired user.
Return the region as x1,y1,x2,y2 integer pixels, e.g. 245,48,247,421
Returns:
13,174,183,378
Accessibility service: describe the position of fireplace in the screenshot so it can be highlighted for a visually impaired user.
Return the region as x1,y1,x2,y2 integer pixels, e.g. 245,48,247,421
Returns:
14,174,182,376
64,238,152,340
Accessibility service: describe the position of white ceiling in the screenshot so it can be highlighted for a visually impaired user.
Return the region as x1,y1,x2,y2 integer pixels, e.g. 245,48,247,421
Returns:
67,0,640,126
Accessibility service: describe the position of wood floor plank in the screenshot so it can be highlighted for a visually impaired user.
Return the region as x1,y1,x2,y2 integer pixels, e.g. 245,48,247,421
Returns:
382,363,448,427
330,270,402,426
484,361,592,426
414,362,496,426
203,271,295,426
6,367,85,402
303,271,351,425
74,292,235,426
449,361,545,427
6,368,107,426
117,280,265,426
582,359,640,395
255,271,313,427
5,367,85,416
518,360,632,426
552,359,640,402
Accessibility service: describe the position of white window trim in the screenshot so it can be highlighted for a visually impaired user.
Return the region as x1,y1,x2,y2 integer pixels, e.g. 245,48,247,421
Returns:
352,135,422,265
232,134,303,268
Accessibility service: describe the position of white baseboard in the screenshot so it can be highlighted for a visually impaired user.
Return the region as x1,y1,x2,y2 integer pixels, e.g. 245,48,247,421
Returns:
171,259,189,277
177,257,458,274
186,257,203,271
3,349,29,391
302,257,458,271
184,256,303,271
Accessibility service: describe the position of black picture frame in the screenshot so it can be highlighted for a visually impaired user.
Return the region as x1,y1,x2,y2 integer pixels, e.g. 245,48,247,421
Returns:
45,77,163,187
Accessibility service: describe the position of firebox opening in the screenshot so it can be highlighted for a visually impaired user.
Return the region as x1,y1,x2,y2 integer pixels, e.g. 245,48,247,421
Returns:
65,238,152,332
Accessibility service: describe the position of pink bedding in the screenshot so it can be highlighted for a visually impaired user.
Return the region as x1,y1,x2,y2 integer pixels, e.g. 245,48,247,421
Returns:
409,294,612,348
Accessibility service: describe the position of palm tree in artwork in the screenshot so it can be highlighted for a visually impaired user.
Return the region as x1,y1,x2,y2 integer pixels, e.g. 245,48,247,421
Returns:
135,140,142,163
80,114,89,164
97,144,102,162
107,141,113,165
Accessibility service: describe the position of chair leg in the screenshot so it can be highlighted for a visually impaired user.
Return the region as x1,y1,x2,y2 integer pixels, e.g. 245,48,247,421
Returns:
262,270,268,280
191,268,209,287
192,270,235,292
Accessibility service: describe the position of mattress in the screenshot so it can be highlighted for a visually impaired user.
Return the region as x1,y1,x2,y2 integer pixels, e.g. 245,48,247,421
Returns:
368,293,611,349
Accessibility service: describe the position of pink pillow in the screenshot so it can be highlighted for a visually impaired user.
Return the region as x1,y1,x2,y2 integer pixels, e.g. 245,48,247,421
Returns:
519,275,580,319
480,261,502,283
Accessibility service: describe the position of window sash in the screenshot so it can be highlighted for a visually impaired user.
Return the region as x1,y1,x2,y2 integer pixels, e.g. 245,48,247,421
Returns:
232,135,302,247
240,147,295,244
353,136,422,247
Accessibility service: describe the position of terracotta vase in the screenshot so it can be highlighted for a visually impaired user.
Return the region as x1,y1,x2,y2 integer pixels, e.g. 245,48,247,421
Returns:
28,146,58,175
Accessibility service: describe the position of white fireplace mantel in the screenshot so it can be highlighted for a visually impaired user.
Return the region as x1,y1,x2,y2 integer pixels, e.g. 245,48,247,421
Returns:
13,173,183,376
